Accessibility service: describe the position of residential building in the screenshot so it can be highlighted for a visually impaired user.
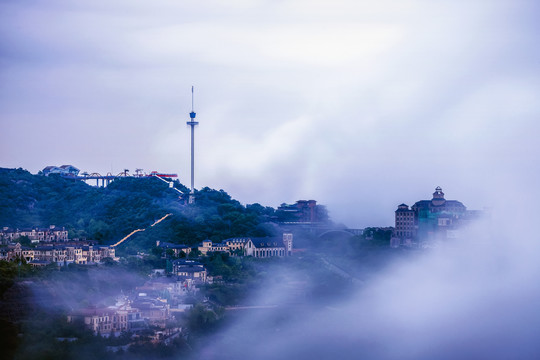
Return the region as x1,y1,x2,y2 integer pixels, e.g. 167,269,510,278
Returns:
171,260,207,282
1,226,69,243
156,241,191,257
68,302,143,335
3,242,118,266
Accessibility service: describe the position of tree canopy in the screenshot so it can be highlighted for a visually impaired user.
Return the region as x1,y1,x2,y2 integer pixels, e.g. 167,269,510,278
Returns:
0,168,275,252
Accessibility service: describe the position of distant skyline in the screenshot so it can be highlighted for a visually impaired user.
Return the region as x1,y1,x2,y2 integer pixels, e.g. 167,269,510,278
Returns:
1,0,539,227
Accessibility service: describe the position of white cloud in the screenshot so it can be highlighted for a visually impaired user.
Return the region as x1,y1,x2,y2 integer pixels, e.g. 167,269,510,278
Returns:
1,0,539,226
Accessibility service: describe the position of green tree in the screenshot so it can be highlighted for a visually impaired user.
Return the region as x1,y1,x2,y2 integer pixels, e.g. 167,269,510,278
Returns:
15,235,32,247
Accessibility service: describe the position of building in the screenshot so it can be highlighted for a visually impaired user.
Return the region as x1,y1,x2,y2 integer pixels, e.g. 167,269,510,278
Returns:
171,259,207,282
42,165,80,177
275,200,328,224
197,232,293,258
156,241,191,257
394,204,415,244
1,226,69,244
244,234,293,258
2,242,118,266
391,187,482,247
68,300,144,335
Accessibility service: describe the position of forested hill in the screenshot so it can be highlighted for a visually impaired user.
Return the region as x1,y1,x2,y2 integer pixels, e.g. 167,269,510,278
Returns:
0,168,276,251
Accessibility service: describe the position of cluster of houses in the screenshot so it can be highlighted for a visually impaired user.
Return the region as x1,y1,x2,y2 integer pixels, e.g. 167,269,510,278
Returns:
2,224,295,338
1,226,69,244
68,297,146,335
69,232,295,337
0,225,118,266
0,242,118,266
68,292,178,337
68,270,203,337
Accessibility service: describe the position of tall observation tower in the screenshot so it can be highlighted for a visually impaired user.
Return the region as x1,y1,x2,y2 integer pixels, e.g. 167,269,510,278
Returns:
186,86,198,203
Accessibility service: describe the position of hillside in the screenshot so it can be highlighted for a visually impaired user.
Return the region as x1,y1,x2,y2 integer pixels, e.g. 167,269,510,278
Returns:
0,168,276,251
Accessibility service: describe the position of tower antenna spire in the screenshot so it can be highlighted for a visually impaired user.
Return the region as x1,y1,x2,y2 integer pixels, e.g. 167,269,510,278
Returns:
186,86,199,203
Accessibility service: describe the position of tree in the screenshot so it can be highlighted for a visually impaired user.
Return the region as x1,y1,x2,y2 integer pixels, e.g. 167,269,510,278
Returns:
100,257,116,267
185,303,221,334
15,235,32,247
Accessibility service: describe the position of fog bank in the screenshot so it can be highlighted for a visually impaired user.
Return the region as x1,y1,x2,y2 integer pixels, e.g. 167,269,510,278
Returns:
195,189,540,359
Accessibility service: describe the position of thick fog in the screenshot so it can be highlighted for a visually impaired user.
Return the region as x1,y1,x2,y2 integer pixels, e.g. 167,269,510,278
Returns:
2,1,539,356
193,186,540,359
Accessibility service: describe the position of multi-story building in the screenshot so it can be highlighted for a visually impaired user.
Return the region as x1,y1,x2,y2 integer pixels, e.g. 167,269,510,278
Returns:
276,200,328,224
391,187,481,247
394,204,415,242
68,302,143,335
171,259,207,282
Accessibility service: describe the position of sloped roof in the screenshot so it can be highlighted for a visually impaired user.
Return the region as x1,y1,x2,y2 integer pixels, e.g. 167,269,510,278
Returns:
250,237,285,249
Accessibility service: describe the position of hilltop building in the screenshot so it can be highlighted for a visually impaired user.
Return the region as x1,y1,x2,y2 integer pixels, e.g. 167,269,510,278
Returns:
42,165,80,177
276,200,328,224
391,187,482,247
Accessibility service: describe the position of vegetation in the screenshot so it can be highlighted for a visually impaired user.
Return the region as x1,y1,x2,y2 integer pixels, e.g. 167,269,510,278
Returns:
0,168,274,252
0,167,412,360
10,309,191,360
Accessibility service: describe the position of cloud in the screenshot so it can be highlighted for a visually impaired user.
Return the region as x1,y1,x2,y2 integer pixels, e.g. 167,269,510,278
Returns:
1,0,539,226
195,190,540,359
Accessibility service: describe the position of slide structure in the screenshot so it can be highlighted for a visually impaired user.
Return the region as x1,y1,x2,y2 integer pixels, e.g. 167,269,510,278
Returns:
111,213,172,247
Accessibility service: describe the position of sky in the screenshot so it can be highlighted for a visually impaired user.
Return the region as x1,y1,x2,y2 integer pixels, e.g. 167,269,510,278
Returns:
1,0,539,227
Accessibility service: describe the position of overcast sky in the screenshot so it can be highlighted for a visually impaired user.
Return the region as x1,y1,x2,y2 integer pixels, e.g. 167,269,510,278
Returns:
1,0,539,227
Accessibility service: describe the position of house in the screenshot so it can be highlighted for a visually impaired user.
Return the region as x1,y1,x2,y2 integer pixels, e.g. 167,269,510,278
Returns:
131,298,169,323
68,303,143,335
68,308,118,335
171,259,207,283
156,241,191,257
198,239,213,255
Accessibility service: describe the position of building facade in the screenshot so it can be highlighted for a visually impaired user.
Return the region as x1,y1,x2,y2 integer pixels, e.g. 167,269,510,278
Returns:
2,242,118,265
42,165,80,177
1,226,69,244
197,232,293,258
276,200,328,224
391,187,480,247
171,259,207,282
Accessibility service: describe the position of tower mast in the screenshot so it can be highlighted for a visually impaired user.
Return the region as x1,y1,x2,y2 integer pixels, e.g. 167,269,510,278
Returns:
186,86,199,203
